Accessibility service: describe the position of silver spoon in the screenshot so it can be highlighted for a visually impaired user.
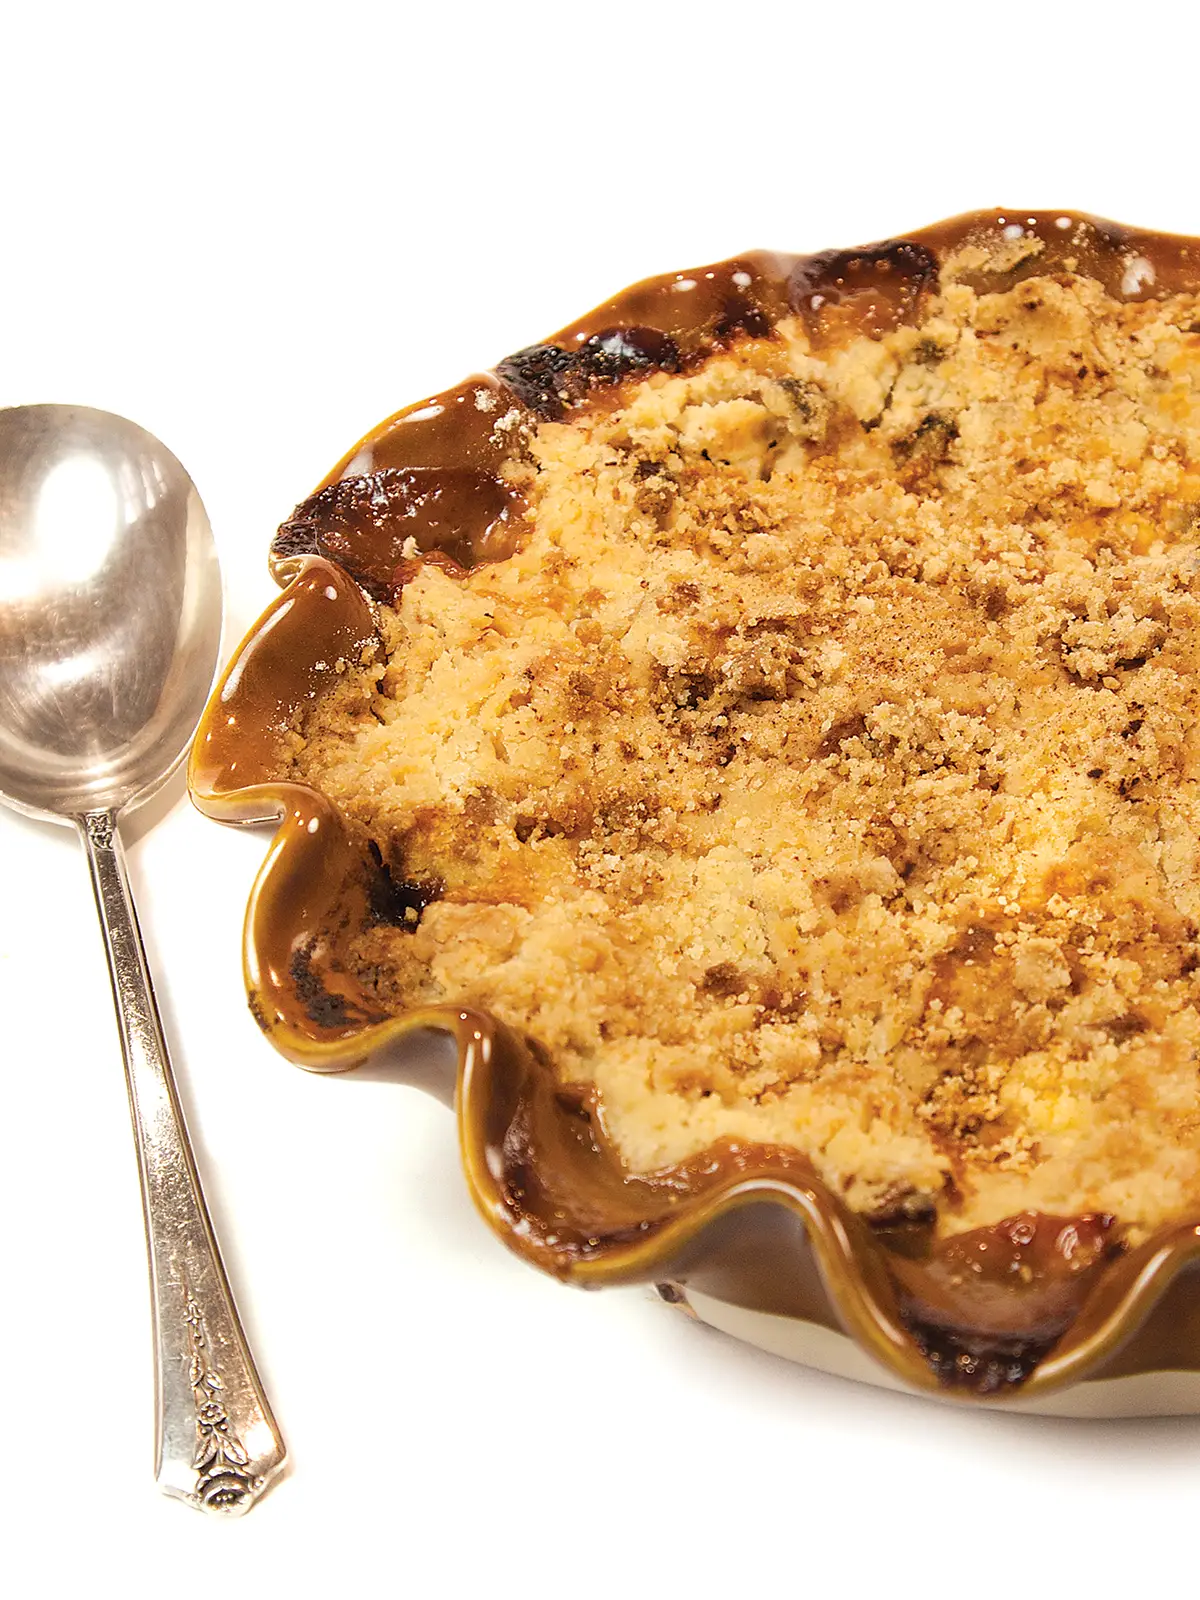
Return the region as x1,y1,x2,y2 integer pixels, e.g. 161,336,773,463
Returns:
0,404,285,1515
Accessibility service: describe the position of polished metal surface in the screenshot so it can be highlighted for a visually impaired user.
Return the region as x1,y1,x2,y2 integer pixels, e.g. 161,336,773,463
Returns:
0,405,285,1514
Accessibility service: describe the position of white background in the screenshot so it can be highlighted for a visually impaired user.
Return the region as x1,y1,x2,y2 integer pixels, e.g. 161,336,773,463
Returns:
2,4,1197,1595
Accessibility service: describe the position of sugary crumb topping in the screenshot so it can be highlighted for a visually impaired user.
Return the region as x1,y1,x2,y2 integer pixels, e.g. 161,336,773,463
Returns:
287,251,1200,1240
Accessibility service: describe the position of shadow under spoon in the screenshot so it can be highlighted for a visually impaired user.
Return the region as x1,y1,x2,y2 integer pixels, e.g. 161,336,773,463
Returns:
0,404,285,1515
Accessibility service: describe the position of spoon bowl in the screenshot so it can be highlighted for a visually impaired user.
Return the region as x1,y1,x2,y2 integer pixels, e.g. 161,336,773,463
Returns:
0,404,221,820
0,403,285,1514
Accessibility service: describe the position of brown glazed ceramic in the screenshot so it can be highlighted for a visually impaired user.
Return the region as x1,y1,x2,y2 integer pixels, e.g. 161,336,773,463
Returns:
189,211,1200,1407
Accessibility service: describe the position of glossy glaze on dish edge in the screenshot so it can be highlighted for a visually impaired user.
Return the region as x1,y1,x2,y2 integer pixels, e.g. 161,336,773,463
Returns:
191,210,1200,1397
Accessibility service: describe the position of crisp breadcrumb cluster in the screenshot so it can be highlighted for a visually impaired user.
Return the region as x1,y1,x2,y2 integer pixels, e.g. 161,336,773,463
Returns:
287,242,1200,1240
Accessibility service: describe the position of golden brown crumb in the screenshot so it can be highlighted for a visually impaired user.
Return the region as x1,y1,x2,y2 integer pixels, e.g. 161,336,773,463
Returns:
287,249,1200,1241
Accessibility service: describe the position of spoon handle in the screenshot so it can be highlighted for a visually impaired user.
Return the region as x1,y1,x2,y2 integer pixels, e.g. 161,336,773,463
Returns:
79,809,286,1515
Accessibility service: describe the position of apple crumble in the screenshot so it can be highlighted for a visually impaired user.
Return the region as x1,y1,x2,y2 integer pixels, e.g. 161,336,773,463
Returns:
282,234,1200,1243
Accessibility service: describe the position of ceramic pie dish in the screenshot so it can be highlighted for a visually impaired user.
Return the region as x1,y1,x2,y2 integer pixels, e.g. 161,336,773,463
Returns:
190,209,1200,1415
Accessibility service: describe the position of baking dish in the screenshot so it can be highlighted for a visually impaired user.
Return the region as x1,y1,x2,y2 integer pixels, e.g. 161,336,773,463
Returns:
189,210,1200,1413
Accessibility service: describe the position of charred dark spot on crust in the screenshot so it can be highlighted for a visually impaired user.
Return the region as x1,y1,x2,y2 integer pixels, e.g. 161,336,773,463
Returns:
891,411,959,490
365,840,442,929
247,991,270,1033
288,944,383,1030
1103,1012,1147,1041
892,410,959,462
902,1317,1057,1394
912,336,948,365
496,343,580,419
787,241,939,337
498,326,681,420
271,521,321,562
275,466,519,596
865,1188,940,1229
701,961,745,997
713,301,772,342
777,376,832,436
581,326,681,381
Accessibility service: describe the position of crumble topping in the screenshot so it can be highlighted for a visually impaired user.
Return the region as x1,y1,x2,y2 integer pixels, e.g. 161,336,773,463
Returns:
285,251,1200,1240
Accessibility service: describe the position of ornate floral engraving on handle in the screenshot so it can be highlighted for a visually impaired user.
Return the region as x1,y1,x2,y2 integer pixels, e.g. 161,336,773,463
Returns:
181,1276,262,1512
84,810,114,848
80,811,285,1514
